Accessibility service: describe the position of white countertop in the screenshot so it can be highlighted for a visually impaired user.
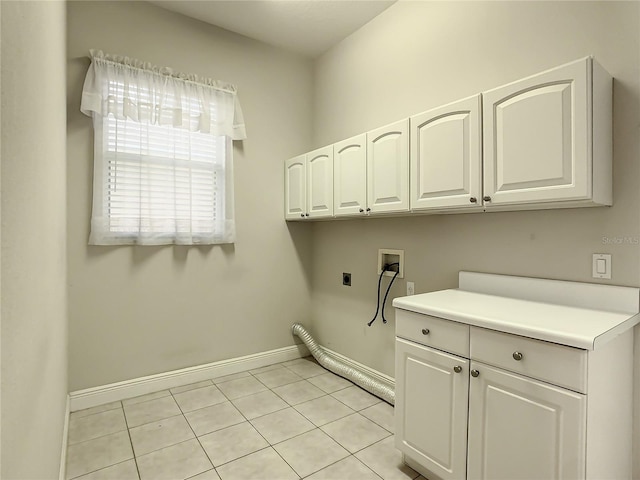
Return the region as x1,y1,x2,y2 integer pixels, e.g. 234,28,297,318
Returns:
392,272,640,350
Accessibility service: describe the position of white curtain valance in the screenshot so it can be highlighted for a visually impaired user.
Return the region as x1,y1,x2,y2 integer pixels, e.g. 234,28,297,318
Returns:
80,50,246,140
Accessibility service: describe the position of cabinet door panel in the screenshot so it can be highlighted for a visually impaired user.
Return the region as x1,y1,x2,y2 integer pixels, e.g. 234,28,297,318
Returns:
284,155,306,220
396,338,469,480
411,95,482,210
497,84,572,188
367,119,409,213
468,362,586,480
307,146,334,218
483,58,590,206
334,134,366,216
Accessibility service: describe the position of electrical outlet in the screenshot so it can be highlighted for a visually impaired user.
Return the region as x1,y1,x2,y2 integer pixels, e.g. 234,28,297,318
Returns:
342,272,352,286
406,281,415,296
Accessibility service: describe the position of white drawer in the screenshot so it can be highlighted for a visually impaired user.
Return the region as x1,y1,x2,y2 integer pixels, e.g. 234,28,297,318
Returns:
470,326,587,393
396,309,469,357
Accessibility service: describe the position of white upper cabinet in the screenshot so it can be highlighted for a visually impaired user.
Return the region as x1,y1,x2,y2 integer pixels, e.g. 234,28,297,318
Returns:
284,154,306,220
285,57,612,221
367,119,410,214
284,146,333,220
482,57,612,208
334,134,367,216
410,95,483,211
306,145,334,218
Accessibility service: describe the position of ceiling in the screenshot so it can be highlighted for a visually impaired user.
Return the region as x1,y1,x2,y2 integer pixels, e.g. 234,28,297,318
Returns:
149,0,397,58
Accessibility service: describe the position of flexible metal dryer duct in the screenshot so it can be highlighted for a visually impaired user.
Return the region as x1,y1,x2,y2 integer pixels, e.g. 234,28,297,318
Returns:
291,323,395,406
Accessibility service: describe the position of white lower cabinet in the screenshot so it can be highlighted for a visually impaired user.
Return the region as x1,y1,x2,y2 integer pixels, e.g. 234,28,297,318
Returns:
395,309,632,480
467,362,586,480
395,338,469,480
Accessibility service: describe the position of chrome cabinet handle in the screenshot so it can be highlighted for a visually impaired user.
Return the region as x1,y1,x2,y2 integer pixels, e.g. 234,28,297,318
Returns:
471,369,480,377
359,208,364,213
453,365,462,373
300,214,305,218
469,197,477,203
512,351,523,361
421,328,430,335
483,196,491,202
305,213,310,217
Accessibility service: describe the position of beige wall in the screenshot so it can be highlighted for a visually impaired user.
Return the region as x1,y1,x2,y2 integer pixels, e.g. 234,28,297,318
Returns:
63,0,640,473
1,1,68,478
309,0,640,473
67,1,314,391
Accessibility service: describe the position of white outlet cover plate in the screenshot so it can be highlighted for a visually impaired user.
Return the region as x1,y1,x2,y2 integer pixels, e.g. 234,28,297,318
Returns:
407,281,415,295
592,253,611,279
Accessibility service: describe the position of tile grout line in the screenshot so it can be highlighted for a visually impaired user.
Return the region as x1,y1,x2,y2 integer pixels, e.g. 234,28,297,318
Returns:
65,416,129,448
291,397,355,428
65,406,135,480
169,386,218,478
66,403,139,479
250,363,372,479
172,366,303,477
170,362,318,477
248,363,393,477
247,363,391,480
270,428,348,479
266,376,329,406
68,401,123,421
298,454,383,480
67,459,138,480
243,367,307,478
121,402,143,480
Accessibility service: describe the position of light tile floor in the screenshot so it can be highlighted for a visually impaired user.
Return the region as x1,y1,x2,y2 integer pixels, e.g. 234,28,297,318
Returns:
66,357,425,480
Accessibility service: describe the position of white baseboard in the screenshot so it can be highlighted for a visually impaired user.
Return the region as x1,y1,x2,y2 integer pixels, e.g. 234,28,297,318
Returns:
69,344,309,412
321,346,395,390
59,395,70,480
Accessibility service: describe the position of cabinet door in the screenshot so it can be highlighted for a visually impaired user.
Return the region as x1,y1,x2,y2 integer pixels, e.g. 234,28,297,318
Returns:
367,119,409,213
284,154,306,220
395,338,469,480
483,58,590,206
334,134,367,216
307,146,334,218
411,95,482,210
467,362,586,480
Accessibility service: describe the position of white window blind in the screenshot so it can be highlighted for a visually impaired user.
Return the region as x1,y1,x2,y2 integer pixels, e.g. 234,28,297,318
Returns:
81,50,246,245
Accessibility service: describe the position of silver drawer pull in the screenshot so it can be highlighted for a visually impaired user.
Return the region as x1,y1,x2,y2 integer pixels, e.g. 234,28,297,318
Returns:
512,351,523,361
453,365,462,374
470,369,480,377
421,328,430,335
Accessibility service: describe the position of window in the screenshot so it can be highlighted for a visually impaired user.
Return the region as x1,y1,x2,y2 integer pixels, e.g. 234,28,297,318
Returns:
94,98,229,244
81,50,246,245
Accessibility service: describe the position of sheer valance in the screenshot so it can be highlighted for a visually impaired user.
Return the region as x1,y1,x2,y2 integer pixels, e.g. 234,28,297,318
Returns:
81,50,246,140
82,50,242,245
